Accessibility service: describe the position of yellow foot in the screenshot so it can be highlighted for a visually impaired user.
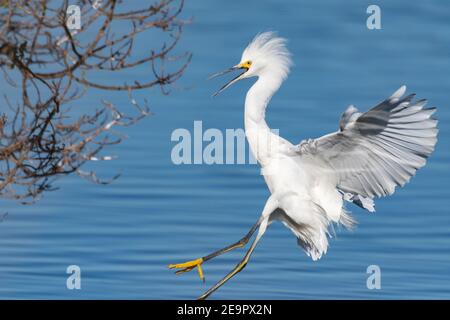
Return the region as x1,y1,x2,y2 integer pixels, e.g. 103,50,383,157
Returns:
168,258,205,282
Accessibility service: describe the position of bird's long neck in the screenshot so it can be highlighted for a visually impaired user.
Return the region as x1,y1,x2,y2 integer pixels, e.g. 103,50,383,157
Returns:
245,73,283,165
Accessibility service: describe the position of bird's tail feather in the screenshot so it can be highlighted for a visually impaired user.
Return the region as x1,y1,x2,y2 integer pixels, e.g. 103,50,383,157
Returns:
339,208,356,230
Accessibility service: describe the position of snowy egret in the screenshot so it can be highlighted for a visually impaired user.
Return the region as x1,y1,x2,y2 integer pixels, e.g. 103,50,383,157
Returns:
169,32,438,299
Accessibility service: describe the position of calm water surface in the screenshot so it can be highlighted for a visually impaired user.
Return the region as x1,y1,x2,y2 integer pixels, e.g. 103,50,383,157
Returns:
0,1,449,299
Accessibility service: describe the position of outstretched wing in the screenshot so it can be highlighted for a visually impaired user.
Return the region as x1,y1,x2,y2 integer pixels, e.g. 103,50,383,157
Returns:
304,86,438,199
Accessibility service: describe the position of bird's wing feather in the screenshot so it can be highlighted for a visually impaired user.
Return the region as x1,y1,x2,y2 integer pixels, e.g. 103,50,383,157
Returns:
301,86,438,198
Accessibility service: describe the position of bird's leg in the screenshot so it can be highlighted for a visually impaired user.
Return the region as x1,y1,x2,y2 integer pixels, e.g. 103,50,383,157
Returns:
168,218,262,282
198,218,269,300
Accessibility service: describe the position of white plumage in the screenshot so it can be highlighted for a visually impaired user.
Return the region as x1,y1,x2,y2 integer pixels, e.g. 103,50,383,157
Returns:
170,32,438,299
239,32,438,260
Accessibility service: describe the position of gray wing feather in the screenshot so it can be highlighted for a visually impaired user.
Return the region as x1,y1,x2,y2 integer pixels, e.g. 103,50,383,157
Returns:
310,86,438,199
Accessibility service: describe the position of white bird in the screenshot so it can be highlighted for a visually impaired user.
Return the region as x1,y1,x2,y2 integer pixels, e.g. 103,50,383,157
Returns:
169,32,438,299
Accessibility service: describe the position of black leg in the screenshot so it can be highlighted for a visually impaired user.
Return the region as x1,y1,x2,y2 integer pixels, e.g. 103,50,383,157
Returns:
168,218,262,281
198,219,268,300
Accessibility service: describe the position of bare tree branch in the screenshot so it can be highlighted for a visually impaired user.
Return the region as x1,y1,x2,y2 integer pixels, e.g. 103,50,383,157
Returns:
0,0,190,203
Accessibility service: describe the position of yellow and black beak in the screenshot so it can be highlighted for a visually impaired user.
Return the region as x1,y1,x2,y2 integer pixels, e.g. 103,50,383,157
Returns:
209,62,251,97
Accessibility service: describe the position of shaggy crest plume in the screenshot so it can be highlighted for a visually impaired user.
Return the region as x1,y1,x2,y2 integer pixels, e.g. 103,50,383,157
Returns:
242,31,292,80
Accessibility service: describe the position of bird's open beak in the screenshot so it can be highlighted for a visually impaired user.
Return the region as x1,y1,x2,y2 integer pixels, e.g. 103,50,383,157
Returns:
209,64,249,96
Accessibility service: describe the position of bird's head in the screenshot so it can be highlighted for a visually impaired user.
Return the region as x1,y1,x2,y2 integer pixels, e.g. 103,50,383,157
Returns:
210,32,292,96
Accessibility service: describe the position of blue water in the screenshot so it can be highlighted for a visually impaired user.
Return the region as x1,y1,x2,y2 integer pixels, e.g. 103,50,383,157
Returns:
1,1,449,299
